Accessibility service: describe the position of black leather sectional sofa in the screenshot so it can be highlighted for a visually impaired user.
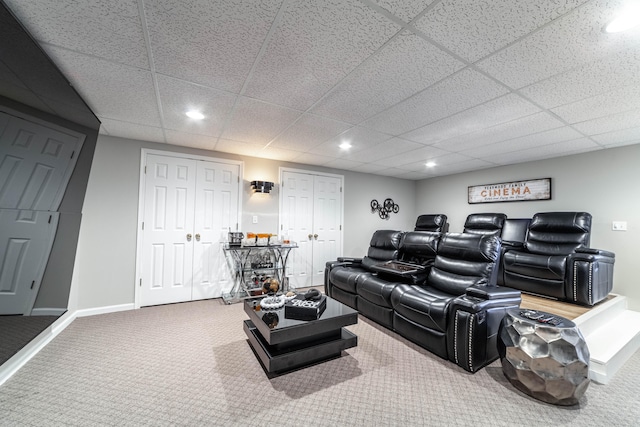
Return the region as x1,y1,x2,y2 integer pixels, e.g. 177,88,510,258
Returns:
325,229,521,373
324,211,616,373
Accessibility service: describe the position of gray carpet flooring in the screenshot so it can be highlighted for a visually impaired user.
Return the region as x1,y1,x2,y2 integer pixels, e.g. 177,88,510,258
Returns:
0,298,638,426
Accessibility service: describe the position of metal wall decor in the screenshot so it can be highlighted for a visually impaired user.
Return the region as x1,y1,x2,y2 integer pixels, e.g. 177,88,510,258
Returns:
371,198,399,220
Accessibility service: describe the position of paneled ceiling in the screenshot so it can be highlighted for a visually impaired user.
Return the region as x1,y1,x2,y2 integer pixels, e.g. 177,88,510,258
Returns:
4,0,640,180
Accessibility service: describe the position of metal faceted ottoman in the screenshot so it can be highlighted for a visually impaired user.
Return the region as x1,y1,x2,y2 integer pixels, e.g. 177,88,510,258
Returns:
498,308,590,406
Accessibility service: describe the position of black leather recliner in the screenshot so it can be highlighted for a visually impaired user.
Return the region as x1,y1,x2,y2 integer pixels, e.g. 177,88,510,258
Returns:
463,213,507,237
502,212,615,306
415,214,448,233
325,229,403,309
390,233,521,372
356,231,441,328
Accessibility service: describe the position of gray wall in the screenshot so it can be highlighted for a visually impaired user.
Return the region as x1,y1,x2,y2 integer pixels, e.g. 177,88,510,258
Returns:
416,143,640,310
74,135,415,310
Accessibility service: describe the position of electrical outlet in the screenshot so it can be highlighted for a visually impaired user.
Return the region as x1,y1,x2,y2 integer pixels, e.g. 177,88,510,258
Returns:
252,215,258,224
612,221,627,231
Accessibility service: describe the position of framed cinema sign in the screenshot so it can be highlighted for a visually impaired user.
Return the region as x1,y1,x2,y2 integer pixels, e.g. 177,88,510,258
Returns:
468,178,551,204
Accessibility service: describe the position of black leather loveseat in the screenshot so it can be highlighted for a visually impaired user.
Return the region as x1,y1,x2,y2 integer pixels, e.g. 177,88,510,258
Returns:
462,212,616,306
325,231,521,373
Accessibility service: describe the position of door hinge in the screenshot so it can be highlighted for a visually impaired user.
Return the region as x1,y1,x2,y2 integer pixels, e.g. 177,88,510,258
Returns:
340,186,342,192
70,150,75,159
48,215,52,224
139,278,142,287
144,166,147,174
236,223,238,230
30,280,35,289
340,225,342,231
281,224,283,230
141,222,144,230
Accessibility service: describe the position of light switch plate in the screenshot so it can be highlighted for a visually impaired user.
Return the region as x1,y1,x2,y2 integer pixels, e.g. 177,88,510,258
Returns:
252,215,258,224
612,221,627,231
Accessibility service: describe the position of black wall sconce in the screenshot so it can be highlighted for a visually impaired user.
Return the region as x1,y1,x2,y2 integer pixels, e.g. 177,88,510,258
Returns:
251,181,274,193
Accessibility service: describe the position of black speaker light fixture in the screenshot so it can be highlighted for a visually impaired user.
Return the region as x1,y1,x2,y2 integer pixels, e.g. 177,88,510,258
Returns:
251,180,274,194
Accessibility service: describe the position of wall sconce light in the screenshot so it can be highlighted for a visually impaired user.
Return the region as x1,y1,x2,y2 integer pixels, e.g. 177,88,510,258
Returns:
251,180,274,193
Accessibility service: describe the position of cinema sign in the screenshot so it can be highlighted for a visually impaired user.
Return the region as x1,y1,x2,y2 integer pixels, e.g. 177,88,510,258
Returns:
468,178,551,204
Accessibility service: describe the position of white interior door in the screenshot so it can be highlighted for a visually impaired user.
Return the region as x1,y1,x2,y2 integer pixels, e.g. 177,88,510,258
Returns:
0,111,85,211
139,153,240,306
140,155,196,306
0,209,59,315
280,170,343,289
312,175,342,285
192,160,238,300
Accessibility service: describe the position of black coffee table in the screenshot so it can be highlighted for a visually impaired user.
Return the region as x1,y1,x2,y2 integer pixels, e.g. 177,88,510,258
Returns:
243,295,358,373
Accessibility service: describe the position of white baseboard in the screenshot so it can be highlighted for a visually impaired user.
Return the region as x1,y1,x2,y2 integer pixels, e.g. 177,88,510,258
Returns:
75,303,135,318
30,307,67,317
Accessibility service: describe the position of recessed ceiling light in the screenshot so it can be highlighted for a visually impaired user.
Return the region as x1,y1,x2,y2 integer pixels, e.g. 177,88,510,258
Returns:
604,3,640,33
425,161,436,168
339,142,352,150
185,110,205,120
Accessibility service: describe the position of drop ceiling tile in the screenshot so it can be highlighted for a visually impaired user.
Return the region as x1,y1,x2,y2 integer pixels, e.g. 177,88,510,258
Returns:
591,126,640,147
520,46,640,108
464,126,585,159
216,138,303,162
165,130,216,149
221,97,302,145
243,0,401,110
402,152,474,171
351,163,387,174
369,0,436,23
352,138,425,163
99,118,165,144
308,126,392,157
5,0,149,68
269,114,352,151
402,93,540,145
310,30,464,123
433,112,564,152
290,152,337,166
413,0,588,62
371,143,450,167
489,138,600,165
477,0,638,89
157,75,237,137
572,109,640,135
145,0,282,92
44,46,161,127
360,68,508,135
551,83,640,124
322,158,365,170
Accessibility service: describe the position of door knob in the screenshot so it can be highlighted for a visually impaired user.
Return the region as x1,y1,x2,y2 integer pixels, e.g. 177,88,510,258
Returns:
187,233,192,241
195,233,201,241
308,234,313,239
314,234,318,239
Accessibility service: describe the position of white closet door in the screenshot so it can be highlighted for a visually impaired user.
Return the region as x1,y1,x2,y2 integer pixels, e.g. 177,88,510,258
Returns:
0,209,59,315
281,171,314,289
312,175,342,285
140,155,196,306
0,111,85,211
281,171,343,289
192,160,238,300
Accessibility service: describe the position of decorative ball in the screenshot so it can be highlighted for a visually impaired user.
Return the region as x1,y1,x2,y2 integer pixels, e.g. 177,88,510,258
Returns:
262,278,280,295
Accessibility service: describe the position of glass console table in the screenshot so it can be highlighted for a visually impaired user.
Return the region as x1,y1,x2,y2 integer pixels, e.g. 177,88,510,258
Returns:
222,243,298,304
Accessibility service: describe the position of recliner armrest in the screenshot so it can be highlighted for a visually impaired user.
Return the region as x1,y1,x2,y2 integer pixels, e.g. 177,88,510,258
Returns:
465,285,521,300
575,247,615,258
502,241,524,250
337,257,363,263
